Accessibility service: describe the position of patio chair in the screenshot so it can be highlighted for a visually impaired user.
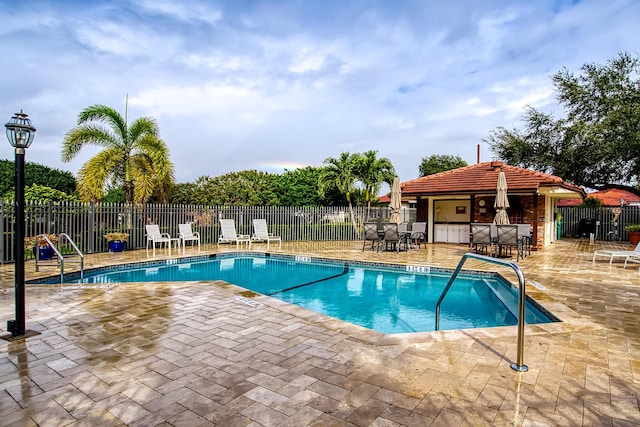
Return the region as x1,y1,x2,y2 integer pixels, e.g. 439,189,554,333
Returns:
409,222,426,249
593,242,640,265
145,224,172,256
470,223,494,256
516,224,532,257
381,223,408,252
496,224,523,261
251,219,282,250
362,222,381,251
178,223,200,252
218,219,251,250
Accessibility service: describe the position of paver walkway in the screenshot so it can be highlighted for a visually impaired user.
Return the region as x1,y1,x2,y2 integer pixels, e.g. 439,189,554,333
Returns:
0,239,639,426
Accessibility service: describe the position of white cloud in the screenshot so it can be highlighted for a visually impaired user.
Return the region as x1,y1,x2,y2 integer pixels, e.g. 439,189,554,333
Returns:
0,0,637,184
75,21,179,57
129,83,291,123
134,0,222,26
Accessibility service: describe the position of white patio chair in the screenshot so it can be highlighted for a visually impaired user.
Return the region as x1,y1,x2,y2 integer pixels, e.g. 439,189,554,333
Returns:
251,219,281,250
218,219,251,250
179,223,200,252
145,224,171,256
624,255,640,270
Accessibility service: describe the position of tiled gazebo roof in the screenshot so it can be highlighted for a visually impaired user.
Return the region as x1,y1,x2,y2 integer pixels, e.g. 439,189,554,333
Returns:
401,161,585,197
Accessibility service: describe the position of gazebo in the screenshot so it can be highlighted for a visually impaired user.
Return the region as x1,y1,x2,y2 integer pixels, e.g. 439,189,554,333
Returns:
401,161,585,250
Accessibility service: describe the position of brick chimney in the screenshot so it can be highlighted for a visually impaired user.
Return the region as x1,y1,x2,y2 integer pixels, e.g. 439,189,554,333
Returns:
490,161,503,171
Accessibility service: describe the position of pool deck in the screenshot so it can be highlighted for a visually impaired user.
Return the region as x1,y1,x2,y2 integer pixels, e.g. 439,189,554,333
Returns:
0,239,638,426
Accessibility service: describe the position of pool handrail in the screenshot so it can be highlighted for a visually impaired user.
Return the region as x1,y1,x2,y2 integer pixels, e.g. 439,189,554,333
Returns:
34,233,84,283
434,252,528,372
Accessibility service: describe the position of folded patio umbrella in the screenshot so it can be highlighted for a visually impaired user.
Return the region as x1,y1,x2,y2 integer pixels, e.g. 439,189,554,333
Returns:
389,176,402,224
493,171,510,225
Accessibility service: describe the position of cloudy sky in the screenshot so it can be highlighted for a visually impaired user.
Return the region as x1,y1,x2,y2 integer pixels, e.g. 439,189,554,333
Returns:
1,0,637,189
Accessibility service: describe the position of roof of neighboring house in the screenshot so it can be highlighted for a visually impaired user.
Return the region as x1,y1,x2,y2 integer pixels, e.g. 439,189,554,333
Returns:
377,194,415,204
401,161,585,198
557,188,640,207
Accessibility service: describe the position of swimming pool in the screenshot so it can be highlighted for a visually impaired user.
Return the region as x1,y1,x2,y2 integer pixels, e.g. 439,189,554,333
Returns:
51,254,556,334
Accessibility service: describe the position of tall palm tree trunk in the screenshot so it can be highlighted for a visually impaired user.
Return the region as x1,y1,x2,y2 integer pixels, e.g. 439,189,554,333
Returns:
124,180,133,204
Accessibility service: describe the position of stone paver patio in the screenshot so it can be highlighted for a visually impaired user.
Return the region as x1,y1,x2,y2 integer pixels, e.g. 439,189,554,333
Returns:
0,239,639,426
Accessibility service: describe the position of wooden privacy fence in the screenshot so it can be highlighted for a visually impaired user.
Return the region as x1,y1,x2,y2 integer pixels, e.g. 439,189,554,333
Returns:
0,201,417,263
558,206,640,241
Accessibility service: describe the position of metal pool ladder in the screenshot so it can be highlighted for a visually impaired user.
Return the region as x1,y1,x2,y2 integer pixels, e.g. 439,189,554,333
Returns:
434,252,528,372
34,233,84,283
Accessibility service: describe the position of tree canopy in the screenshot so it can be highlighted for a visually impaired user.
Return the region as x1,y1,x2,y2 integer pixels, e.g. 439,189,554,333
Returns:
168,166,346,206
320,152,360,228
168,170,277,206
23,184,78,202
485,52,640,189
276,166,343,206
197,170,280,206
0,159,76,195
418,154,468,176
355,150,395,212
62,104,175,203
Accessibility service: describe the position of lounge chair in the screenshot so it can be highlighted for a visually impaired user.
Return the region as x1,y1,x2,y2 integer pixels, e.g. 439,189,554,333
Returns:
593,242,640,265
624,255,640,270
218,219,251,250
145,224,172,256
251,219,281,250
178,223,200,252
362,222,381,251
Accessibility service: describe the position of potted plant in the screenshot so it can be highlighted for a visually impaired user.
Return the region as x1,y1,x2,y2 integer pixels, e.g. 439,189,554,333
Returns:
625,224,640,245
104,232,129,252
25,234,58,260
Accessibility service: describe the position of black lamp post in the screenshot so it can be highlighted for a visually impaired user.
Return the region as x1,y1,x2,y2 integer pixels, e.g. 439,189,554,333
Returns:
5,110,36,337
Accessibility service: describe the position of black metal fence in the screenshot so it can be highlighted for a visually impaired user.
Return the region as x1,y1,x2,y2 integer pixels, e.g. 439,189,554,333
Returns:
557,206,640,241
0,201,417,263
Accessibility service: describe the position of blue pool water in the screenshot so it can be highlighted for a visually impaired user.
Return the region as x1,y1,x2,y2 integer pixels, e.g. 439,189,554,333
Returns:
64,255,555,334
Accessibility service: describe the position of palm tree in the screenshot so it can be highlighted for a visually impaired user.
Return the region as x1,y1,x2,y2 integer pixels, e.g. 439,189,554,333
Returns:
355,150,395,220
62,104,175,204
320,152,359,229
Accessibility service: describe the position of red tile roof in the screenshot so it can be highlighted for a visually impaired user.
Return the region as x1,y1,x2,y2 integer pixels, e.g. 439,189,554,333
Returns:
377,194,415,204
401,161,585,197
557,188,640,207
557,198,582,207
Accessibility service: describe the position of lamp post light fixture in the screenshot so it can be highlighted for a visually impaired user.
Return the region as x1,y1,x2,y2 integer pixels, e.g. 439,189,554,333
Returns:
5,110,36,337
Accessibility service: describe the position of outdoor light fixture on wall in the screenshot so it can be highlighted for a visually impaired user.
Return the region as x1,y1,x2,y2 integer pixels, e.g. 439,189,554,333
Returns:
4,110,36,338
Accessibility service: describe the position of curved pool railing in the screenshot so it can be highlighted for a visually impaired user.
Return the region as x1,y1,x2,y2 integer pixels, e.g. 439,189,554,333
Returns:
435,252,528,372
